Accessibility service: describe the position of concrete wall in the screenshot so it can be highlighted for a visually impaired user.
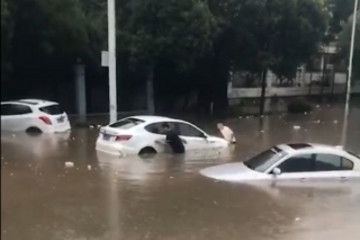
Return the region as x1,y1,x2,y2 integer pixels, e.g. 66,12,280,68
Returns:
228,84,349,99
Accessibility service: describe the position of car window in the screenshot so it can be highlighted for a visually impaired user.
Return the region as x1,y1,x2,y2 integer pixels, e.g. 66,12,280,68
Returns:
243,147,288,173
109,118,145,129
176,123,204,137
144,122,177,135
39,104,64,115
1,104,32,116
277,154,314,173
315,154,354,171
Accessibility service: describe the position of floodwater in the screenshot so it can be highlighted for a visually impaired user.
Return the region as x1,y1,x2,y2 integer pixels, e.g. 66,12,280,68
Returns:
1,103,360,240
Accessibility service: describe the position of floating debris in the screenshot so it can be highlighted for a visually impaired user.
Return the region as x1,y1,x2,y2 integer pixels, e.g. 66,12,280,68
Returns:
304,112,308,115
10,173,14,176
12,134,16,138
316,105,320,108
169,176,174,179
293,125,301,130
260,130,265,133
87,165,92,171
333,120,338,124
295,217,301,222
89,125,95,129
64,162,74,168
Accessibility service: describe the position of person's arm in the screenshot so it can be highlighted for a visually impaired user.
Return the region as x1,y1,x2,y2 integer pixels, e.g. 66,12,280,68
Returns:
180,137,187,144
230,131,234,140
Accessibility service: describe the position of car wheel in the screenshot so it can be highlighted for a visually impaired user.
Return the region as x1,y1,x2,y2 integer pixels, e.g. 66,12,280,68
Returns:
26,127,42,135
139,147,157,156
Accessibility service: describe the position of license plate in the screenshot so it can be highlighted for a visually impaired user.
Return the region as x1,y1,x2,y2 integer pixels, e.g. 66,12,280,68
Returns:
57,116,65,123
103,133,111,141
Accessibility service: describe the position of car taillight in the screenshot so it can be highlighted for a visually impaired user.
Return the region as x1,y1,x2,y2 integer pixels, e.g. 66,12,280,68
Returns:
115,135,132,141
39,116,52,125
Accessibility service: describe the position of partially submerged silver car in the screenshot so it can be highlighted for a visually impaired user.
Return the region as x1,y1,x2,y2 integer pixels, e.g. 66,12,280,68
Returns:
200,143,360,183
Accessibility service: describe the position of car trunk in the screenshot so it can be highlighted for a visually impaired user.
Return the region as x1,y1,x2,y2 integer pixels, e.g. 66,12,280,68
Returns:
39,104,68,128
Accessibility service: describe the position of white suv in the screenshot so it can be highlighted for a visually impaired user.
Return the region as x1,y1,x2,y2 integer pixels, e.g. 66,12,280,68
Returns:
1,99,71,133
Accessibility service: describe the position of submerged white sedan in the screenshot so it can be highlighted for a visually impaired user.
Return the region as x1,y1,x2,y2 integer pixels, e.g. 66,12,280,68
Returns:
200,143,360,183
96,116,228,156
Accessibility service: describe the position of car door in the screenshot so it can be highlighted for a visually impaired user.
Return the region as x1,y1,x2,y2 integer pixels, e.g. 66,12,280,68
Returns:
1,104,33,131
144,122,178,153
270,153,316,183
269,153,357,185
175,122,208,151
1,104,15,131
313,153,357,182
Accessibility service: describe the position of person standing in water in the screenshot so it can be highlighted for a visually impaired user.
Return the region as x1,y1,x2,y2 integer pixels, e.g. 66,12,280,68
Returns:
160,123,185,154
217,123,236,144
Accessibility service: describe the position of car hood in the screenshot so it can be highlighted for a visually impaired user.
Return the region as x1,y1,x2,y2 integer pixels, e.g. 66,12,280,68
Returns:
199,162,266,182
207,135,228,144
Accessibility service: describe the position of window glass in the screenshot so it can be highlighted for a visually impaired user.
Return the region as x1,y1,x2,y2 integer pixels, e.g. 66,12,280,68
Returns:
144,122,177,135
315,154,353,171
176,123,204,137
341,158,354,170
1,104,32,115
1,104,14,115
109,118,144,129
277,154,314,173
244,147,288,173
39,104,64,115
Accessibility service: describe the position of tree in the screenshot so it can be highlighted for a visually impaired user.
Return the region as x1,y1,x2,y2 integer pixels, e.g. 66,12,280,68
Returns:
116,0,216,114
214,0,328,115
1,0,13,81
339,10,360,81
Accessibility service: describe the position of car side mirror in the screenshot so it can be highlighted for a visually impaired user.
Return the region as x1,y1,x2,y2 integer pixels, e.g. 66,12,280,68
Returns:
272,167,281,176
201,133,208,139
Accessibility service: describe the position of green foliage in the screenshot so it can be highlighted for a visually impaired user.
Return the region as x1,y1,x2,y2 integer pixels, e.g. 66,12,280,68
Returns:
216,0,328,79
1,0,13,79
339,10,360,79
117,0,217,72
2,0,333,111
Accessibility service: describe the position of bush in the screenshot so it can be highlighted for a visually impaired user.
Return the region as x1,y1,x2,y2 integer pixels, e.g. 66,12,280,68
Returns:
287,98,313,114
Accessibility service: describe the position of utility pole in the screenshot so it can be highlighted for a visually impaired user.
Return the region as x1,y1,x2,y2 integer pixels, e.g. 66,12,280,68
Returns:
341,0,358,146
108,0,117,123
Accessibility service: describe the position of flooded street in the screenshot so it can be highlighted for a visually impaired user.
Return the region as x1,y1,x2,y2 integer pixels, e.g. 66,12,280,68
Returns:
1,103,360,240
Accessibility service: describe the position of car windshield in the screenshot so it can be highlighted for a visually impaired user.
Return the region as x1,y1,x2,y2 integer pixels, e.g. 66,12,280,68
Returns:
109,118,144,129
243,146,288,173
39,104,64,115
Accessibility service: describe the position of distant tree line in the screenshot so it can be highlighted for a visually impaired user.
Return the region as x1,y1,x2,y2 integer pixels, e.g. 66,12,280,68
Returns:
1,0,357,114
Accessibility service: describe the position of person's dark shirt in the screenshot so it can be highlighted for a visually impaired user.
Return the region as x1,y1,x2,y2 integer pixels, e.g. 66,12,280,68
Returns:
165,129,185,154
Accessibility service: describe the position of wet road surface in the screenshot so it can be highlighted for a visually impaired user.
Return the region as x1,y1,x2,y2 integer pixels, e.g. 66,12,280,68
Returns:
1,103,360,240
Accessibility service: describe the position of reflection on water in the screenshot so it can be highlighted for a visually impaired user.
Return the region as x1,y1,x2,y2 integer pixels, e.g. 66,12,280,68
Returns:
1,105,360,240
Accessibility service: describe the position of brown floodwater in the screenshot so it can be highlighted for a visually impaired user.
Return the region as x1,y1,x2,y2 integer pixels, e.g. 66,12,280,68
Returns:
1,104,360,240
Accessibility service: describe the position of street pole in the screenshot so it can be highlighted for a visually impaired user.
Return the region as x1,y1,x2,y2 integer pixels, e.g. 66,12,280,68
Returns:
108,0,117,123
341,0,358,146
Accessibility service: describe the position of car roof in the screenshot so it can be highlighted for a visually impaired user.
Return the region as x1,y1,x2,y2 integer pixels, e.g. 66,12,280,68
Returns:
126,115,179,123
277,142,347,155
1,99,58,107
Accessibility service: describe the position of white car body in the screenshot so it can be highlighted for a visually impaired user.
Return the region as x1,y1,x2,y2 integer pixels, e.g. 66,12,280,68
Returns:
1,99,71,133
96,116,228,156
200,143,360,183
